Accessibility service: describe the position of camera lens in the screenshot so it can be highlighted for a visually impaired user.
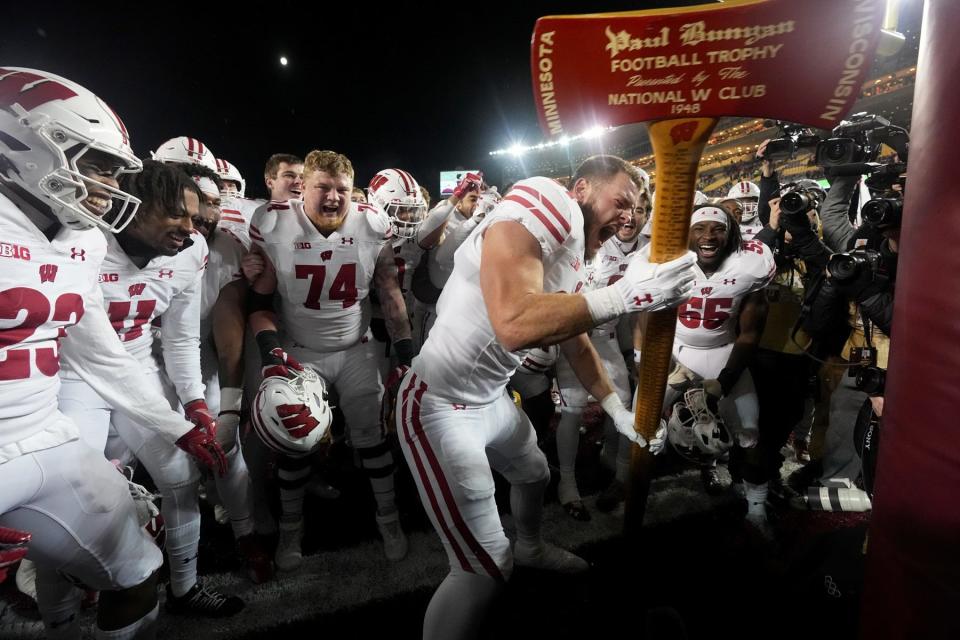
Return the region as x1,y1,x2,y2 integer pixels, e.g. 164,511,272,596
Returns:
855,367,886,396
826,140,850,163
780,192,804,215
862,198,902,228
827,254,859,282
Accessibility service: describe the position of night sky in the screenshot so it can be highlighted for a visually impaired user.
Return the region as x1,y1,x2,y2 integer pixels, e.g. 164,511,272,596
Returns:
0,1,709,198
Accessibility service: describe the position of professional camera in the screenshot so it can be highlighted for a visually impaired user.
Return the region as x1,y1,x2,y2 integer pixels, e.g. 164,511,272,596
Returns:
779,180,827,216
861,197,903,228
854,366,886,396
815,112,910,168
826,248,889,284
762,120,823,161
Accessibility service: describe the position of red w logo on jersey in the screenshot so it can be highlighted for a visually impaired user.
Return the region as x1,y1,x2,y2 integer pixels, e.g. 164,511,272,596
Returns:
129,283,147,297
39,264,58,283
701,287,713,296
276,403,320,438
669,121,698,145
320,250,333,261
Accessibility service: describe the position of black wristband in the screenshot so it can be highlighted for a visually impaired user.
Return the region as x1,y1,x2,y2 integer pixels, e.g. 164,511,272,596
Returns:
393,338,415,367
255,330,283,365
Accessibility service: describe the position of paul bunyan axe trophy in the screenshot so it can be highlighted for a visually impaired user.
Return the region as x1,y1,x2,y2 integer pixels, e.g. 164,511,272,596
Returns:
530,0,886,533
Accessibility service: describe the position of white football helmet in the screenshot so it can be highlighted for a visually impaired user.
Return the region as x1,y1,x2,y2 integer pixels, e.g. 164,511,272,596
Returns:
215,157,245,197
0,67,142,232
153,136,218,172
367,168,427,239
252,366,333,458
666,387,733,465
726,181,760,222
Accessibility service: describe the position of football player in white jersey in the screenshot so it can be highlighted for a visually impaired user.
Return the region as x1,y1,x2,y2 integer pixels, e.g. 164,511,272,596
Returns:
366,168,444,375
181,168,272,582
727,180,763,240
247,150,412,568
554,185,651,519
57,160,244,617
0,68,225,639
667,205,775,515
411,172,486,347
396,156,696,640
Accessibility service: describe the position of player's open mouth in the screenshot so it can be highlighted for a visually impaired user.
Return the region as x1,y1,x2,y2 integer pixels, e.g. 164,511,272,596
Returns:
81,193,112,217
290,189,302,197
321,204,340,215
169,233,187,247
698,243,718,258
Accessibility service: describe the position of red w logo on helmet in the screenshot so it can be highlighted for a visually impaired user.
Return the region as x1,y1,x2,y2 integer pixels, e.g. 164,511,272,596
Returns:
0,68,77,110
276,403,319,439
369,174,390,192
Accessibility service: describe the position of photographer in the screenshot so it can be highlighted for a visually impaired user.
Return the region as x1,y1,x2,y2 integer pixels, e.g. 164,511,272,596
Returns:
779,120,905,492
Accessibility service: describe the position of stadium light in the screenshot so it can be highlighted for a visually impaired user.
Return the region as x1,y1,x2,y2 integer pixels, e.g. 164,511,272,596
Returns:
508,143,526,157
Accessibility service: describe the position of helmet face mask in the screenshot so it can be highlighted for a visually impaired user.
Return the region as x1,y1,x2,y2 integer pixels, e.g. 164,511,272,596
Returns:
726,181,761,223
384,201,426,238
666,387,733,465
0,67,142,232
215,158,246,198
367,169,426,239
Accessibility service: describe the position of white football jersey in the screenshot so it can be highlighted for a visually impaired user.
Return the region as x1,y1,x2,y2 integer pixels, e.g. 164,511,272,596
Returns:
675,239,776,350
200,227,248,330
0,193,192,461
250,200,392,353
218,195,263,246
739,220,763,241
61,231,209,405
427,206,477,291
416,177,586,405
0,195,105,459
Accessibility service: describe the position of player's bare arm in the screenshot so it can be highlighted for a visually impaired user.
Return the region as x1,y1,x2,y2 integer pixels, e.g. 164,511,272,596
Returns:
480,221,596,351
374,244,413,342
559,333,616,401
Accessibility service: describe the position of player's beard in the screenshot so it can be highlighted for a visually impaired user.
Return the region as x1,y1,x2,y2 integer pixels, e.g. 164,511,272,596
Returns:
314,213,346,235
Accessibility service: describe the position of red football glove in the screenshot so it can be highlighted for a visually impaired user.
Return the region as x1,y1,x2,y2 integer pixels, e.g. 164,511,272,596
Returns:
184,399,218,437
0,526,30,584
262,347,305,380
453,172,483,200
176,425,228,476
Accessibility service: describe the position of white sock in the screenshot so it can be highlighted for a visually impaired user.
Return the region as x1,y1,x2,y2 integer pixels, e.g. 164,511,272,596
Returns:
214,445,255,538
165,517,201,598
557,471,580,505
512,479,547,550
423,572,502,640
95,603,159,640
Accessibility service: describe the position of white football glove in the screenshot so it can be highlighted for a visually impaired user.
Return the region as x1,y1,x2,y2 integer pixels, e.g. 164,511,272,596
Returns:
584,246,696,324
600,393,666,454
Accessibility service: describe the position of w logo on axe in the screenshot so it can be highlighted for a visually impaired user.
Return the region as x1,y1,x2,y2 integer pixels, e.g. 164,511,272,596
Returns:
669,121,699,145
276,403,319,438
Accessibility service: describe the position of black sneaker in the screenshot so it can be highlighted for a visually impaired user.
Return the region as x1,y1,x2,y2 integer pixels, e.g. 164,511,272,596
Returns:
165,582,245,617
